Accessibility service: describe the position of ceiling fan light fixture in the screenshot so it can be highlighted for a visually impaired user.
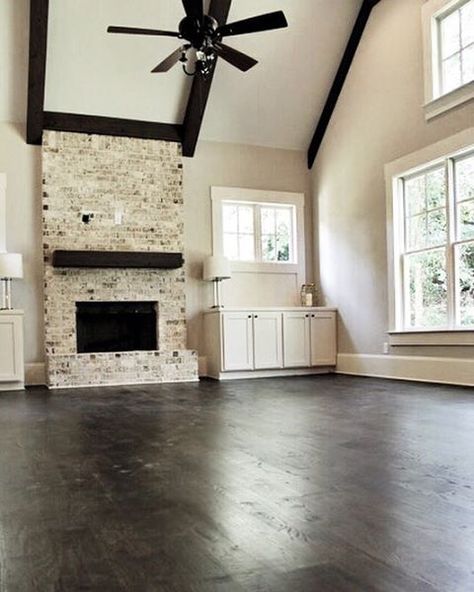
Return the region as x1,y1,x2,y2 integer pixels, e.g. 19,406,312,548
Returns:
108,5,288,77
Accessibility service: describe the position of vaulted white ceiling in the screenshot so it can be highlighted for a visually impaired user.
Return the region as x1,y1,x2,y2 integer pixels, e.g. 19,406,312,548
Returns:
43,0,362,151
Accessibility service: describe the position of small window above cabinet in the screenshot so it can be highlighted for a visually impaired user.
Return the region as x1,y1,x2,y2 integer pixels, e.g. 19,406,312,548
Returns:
203,308,337,380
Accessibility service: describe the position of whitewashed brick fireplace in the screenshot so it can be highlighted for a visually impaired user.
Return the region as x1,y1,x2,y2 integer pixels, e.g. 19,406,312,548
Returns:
42,131,198,388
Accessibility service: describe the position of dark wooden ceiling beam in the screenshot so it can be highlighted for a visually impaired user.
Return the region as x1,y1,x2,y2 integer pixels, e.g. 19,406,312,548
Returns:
27,0,49,145
307,0,382,169
181,0,232,158
43,112,183,144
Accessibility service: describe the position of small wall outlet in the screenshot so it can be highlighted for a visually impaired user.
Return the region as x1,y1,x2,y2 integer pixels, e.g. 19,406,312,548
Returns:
383,342,390,355
114,209,124,225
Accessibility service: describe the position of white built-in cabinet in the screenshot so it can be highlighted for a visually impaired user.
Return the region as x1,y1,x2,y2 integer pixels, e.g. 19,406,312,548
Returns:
0,310,25,391
204,308,336,380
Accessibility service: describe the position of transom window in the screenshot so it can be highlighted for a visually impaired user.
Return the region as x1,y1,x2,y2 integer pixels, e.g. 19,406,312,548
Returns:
222,202,296,263
438,0,474,95
398,149,474,330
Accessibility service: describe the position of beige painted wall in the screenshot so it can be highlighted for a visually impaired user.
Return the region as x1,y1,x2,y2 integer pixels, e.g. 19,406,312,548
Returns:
0,123,43,364
312,0,474,357
183,141,313,353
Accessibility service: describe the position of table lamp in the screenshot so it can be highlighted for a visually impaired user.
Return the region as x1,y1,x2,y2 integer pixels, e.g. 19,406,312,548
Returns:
0,253,23,310
203,255,231,309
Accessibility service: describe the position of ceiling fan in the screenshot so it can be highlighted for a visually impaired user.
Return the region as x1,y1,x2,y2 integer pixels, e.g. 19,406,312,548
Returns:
107,1,288,77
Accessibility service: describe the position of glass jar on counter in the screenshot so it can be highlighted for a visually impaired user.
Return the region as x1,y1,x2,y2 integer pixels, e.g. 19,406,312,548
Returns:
300,284,316,307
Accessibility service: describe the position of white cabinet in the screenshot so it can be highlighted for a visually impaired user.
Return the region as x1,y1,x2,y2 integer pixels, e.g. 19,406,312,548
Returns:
253,312,283,369
0,310,25,391
282,311,311,367
282,311,337,368
222,311,282,371
204,308,336,380
311,312,337,366
222,312,254,371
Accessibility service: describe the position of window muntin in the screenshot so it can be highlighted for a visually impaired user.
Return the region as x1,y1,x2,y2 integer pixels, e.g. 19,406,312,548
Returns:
398,150,474,330
438,0,474,95
222,201,296,264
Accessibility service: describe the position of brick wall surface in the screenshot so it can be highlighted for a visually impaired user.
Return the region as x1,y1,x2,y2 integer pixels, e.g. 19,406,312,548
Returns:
42,131,198,388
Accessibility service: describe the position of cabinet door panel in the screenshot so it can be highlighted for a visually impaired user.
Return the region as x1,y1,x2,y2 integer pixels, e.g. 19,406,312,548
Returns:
310,313,337,366
283,312,310,368
0,317,22,381
253,313,283,369
222,313,254,371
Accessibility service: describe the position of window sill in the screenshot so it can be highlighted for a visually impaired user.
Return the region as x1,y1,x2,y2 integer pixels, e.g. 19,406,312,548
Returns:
424,81,474,121
389,330,474,347
230,261,299,274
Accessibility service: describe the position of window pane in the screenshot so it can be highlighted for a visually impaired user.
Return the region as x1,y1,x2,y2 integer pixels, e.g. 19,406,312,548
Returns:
456,155,474,201
276,209,292,262
239,234,255,261
462,43,474,83
407,214,427,250
261,208,276,234
405,175,426,215
458,200,474,240
426,209,447,246
223,233,238,260
406,249,448,328
223,205,238,233
441,10,460,58
426,168,446,209
238,206,254,234
262,234,276,261
461,1,474,47
442,53,462,93
457,242,474,326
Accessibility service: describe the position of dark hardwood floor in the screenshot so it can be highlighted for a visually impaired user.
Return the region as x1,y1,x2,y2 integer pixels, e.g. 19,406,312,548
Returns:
0,375,473,591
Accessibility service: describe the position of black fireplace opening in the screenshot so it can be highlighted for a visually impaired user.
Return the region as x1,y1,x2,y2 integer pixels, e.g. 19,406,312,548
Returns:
76,301,157,354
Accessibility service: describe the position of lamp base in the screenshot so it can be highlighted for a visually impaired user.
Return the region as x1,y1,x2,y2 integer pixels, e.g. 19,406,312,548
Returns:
0,278,13,310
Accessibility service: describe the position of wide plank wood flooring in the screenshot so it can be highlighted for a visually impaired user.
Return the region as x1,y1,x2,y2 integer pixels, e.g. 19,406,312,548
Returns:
0,375,473,591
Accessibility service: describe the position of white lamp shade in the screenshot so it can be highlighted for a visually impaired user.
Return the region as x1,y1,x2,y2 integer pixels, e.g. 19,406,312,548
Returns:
203,255,231,281
0,253,23,279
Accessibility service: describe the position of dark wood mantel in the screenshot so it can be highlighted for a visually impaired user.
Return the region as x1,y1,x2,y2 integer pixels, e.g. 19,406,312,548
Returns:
52,250,184,270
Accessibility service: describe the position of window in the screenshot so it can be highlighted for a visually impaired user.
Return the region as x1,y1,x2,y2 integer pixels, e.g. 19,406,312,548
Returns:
438,0,474,94
222,201,295,263
387,132,474,341
211,187,306,284
422,0,474,119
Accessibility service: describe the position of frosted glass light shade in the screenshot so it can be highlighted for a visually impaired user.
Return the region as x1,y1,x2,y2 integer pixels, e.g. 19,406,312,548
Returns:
0,253,23,279
203,256,231,281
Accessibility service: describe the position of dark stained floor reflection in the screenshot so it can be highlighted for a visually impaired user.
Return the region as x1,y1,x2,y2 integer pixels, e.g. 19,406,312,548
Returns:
0,375,473,591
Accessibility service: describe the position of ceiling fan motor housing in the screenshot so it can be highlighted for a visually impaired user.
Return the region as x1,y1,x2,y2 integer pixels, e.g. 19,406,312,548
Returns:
178,15,219,49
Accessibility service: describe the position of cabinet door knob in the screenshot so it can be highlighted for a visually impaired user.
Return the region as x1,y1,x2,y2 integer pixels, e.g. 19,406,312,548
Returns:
248,315,252,318
305,314,309,318
312,314,315,318
254,315,258,319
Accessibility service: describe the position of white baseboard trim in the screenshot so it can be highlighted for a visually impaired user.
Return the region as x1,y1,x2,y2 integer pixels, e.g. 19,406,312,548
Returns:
336,354,474,387
25,363,47,386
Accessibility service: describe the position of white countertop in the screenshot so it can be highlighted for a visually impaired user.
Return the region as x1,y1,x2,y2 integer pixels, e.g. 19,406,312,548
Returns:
204,306,336,314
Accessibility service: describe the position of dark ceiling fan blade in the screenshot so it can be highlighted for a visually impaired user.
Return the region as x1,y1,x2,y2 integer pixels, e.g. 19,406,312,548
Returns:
182,0,203,19
107,26,180,38
216,11,288,38
213,43,258,72
151,47,184,73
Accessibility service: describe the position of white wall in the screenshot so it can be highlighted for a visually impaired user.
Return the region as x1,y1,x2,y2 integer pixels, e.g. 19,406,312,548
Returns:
183,141,313,353
0,124,44,365
312,0,474,362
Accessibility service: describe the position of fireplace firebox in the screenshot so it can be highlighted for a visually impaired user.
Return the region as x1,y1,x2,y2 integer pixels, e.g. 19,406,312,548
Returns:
76,302,157,354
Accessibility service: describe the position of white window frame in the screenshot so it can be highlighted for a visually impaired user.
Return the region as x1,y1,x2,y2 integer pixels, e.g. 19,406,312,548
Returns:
211,187,306,285
422,0,474,120
385,127,474,346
